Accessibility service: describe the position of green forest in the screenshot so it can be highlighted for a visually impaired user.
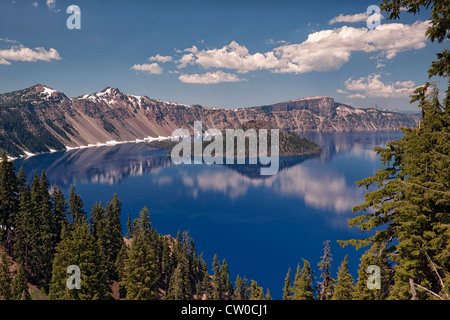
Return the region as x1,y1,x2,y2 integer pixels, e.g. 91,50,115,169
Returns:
0,0,449,301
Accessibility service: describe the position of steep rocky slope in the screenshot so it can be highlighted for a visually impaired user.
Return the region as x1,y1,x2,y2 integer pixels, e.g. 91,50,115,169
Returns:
0,84,420,157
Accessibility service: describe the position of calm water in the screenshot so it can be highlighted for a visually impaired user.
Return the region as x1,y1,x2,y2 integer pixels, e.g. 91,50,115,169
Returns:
15,132,403,299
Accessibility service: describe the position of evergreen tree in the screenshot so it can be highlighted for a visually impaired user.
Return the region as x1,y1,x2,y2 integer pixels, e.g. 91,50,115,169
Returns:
292,259,315,300
0,253,12,300
167,263,189,300
126,212,133,239
104,194,123,282
49,221,109,300
317,240,334,300
34,171,56,289
115,242,128,299
282,268,292,300
332,255,354,300
342,83,450,300
249,280,265,300
68,185,85,225
122,208,158,300
13,184,34,268
265,288,272,300
90,202,106,242
352,244,391,300
234,274,244,300
11,263,30,300
16,166,27,196
201,268,212,300
0,151,18,230
219,259,233,299
51,186,68,243
243,277,251,300
212,254,222,300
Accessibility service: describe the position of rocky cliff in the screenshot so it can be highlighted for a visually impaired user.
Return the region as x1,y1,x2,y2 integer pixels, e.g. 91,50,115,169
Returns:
0,84,420,157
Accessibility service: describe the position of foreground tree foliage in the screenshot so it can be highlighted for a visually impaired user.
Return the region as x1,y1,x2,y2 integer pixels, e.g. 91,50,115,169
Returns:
341,84,450,300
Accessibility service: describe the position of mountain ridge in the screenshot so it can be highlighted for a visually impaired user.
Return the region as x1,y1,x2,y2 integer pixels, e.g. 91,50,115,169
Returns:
0,84,420,157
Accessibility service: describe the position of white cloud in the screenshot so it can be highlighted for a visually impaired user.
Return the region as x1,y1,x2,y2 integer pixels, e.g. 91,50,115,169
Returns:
46,0,55,9
172,21,429,75
336,89,348,94
273,21,429,73
180,41,280,73
0,58,11,65
148,54,172,63
177,53,195,68
266,39,289,45
32,2,38,7
0,45,61,64
131,63,163,74
46,0,60,12
344,74,416,98
329,12,370,24
347,93,366,99
178,71,244,84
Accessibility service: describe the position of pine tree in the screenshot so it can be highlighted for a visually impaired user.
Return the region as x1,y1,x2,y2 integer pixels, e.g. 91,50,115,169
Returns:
234,274,244,300
341,83,450,300
317,240,334,300
167,263,187,300
0,253,12,300
265,289,272,300
243,277,251,300
249,280,265,300
49,221,109,300
352,244,390,300
11,263,30,300
201,268,212,300
219,259,233,299
34,171,56,289
212,254,222,300
115,242,128,299
122,207,158,300
68,185,85,225
51,186,68,243
332,255,354,300
126,212,133,239
13,184,34,268
104,194,123,282
282,267,292,300
292,259,315,300
0,151,18,231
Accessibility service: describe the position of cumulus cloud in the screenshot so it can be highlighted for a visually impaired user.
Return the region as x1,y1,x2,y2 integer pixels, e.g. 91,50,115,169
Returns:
174,21,428,75
148,54,172,63
344,74,416,98
131,20,429,83
0,45,61,64
329,12,371,24
131,63,163,74
273,21,429,73
178,71,244,84
178,41,280,73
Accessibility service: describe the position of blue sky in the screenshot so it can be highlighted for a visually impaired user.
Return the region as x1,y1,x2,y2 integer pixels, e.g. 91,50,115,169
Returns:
0,0,446,111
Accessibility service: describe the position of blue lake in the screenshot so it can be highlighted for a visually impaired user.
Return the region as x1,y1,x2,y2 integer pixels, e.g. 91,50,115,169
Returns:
15,131,403,299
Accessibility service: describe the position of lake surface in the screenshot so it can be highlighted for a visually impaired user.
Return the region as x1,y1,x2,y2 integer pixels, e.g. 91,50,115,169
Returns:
15,131,403,299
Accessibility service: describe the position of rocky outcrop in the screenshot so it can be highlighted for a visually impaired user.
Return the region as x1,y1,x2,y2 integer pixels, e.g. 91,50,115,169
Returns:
0,84,420,157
